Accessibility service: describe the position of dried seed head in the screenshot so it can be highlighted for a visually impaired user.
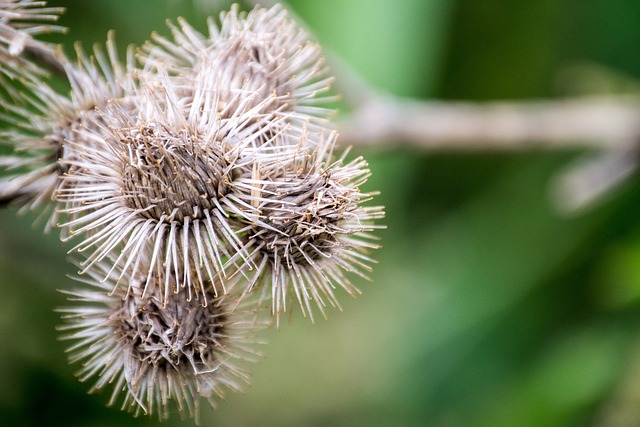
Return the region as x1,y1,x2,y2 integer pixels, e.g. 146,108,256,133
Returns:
0,33,136,229
57,91,252,304
119,123,229,222
238,135,385,323
141,4,334,147
59,258,265,422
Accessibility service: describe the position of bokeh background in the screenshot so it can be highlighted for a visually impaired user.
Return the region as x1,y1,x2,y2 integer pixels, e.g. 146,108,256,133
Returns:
2,0,640,426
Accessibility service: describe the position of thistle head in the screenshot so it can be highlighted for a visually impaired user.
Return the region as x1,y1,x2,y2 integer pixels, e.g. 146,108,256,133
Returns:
56,84,253,304
0,32,137,230
59,257,266,422
238,134,385,323
141,4,335,145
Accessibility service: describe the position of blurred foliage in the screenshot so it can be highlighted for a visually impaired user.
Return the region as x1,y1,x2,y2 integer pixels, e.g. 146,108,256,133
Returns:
2,0,640,426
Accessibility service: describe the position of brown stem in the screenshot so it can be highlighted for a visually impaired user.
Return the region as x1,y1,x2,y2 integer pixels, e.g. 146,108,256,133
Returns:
338,95,640,151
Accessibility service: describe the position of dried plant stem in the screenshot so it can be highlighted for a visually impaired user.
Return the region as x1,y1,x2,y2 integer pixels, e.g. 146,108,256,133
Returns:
337,94,640,152
336,91,640,213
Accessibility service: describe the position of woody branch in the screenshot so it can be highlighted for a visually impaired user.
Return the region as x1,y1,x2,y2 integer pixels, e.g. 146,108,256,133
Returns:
337,94,640,152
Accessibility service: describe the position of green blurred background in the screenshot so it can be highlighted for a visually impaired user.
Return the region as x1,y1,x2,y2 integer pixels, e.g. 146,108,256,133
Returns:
2,0,640,426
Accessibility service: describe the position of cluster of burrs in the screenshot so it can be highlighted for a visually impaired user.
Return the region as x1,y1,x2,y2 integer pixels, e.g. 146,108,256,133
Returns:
0,1,384,422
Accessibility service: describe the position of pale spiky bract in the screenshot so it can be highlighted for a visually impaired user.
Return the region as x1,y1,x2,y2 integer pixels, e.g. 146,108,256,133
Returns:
0,0,65,77
59,256,265,423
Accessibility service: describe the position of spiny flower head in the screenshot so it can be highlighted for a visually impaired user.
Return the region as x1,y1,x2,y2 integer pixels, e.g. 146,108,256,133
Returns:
55,72,288,303
59,256,266,423
141,4,335,147
0,0,65,210
237,134,385,323
0,33,137,229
